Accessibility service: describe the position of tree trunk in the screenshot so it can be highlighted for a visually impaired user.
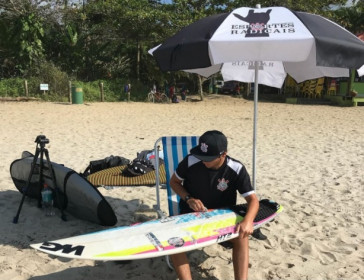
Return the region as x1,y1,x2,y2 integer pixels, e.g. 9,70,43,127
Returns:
99,82,104,102
137,40,140,81
198,75,204,101
24,80,28,97
68,81,72,103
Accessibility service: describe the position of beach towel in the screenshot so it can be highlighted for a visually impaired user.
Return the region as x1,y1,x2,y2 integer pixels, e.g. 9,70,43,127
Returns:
87,164,167,187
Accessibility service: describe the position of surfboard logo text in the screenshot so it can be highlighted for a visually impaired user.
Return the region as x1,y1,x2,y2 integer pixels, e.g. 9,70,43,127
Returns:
160,216,176,223
168,237,185,248
146,233,164,251
39,242,85,256
217,233,232,242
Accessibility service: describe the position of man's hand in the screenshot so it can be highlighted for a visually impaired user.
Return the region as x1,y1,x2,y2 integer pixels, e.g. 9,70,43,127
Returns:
236,193,259,238
187,198,207,212
236,220,254,238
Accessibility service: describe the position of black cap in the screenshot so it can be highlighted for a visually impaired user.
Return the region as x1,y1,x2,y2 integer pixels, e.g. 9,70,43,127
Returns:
190,130,227,162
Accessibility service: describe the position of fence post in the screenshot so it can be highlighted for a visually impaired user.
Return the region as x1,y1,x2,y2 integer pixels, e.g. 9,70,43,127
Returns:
68,81,72,103
24,80,29,97
99,82,104,102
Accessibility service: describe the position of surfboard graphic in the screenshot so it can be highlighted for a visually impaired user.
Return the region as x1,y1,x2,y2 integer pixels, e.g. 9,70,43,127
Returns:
31,199,283,261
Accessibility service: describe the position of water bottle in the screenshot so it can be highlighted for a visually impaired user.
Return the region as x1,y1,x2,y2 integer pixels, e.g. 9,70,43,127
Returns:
41,184,55,216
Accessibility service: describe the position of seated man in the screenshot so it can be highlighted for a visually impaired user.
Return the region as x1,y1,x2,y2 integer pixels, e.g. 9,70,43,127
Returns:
169,130,259,280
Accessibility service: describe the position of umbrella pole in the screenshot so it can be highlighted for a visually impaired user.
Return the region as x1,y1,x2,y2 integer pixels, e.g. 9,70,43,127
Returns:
252,61,259,192
252,60,267,240
252,3,262,193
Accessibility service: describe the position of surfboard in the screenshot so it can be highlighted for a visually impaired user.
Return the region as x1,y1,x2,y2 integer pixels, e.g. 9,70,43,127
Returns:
31,199,283,260
10,152,117,226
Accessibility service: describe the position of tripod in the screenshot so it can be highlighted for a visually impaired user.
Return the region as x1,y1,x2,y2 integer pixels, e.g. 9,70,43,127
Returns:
13,135,67,223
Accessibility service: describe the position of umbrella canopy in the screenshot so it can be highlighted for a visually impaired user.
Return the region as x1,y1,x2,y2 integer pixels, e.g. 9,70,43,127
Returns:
178,57,349,87
151,6,364,191
184,61,287,88
153,6,364,81
222,61,287,88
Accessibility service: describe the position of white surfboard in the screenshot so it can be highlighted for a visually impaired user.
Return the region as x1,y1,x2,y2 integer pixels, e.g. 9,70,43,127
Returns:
31,199,283,261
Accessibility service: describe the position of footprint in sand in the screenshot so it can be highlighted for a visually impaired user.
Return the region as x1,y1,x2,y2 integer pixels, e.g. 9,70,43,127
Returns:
300,242,337,265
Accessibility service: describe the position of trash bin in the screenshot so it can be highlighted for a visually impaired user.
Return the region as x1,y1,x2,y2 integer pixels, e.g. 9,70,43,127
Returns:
72,86,83,104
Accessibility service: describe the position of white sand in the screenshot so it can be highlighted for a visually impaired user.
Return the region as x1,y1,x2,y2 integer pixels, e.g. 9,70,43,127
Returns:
0,95,363,280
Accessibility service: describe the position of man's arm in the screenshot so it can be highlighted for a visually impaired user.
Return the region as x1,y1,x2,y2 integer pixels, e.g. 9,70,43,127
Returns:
237,193,259,237
170,173,206,212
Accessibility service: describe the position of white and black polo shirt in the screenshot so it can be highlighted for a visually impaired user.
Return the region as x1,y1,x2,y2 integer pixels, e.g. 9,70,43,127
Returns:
175,154,254,214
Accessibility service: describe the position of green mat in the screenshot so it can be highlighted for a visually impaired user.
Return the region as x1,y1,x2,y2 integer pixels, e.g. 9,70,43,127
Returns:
87,164,166,186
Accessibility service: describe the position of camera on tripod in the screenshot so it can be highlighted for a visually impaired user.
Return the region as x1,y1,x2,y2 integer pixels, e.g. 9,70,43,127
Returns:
35,135,49,145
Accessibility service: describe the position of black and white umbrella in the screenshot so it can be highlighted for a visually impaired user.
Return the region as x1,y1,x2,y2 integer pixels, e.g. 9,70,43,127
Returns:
151,6,364,191
153,6,364,76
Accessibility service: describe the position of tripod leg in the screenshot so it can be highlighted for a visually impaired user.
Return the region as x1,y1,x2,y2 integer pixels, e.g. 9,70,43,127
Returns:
44,149,67,221
13,148,41,224
38,148,45,208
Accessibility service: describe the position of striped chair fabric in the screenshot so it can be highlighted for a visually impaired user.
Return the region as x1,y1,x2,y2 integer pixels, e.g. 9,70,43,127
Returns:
154,136,199,217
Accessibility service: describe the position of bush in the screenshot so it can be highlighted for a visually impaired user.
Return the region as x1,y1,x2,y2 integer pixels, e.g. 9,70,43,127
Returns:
0,78,25,97
78,79,150,102
25,61,69,99
0,76,150,102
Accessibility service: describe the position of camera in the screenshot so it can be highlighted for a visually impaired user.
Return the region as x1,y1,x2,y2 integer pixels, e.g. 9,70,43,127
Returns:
34,135,50,145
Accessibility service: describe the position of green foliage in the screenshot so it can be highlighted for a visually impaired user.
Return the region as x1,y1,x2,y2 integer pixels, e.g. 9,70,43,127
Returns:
72,79,150,102
13,12,45,73
24,61,69,98
223,0,347,14
0,77,150,102
332,4,364,33
0,78,25,97
77,81,100,102
65,24,78,47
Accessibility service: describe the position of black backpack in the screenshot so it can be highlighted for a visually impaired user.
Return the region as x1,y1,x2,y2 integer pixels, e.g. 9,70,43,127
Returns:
122,149,161,177
83,155,130,176
122,158,155,177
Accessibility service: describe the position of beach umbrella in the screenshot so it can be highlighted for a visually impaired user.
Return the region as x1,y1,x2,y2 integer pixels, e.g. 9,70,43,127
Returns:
151,6,364,192
153,6,364,75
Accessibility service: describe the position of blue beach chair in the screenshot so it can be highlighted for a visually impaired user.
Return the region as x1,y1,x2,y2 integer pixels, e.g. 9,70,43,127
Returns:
153,136,199,217
153,136,199,269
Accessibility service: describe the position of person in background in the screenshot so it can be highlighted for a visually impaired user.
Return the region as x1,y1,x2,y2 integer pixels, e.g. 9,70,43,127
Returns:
181,85,187,101
124,83,129,97
127,83,131,101
169,130,259,280
169,84,175,100
235,83,241,96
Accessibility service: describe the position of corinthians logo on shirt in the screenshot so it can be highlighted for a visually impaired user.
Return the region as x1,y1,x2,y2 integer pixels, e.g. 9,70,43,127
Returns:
232,9,295,37
217,178,229,191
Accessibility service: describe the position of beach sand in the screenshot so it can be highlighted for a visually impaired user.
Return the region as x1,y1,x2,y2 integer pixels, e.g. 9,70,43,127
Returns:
0,95,363,280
